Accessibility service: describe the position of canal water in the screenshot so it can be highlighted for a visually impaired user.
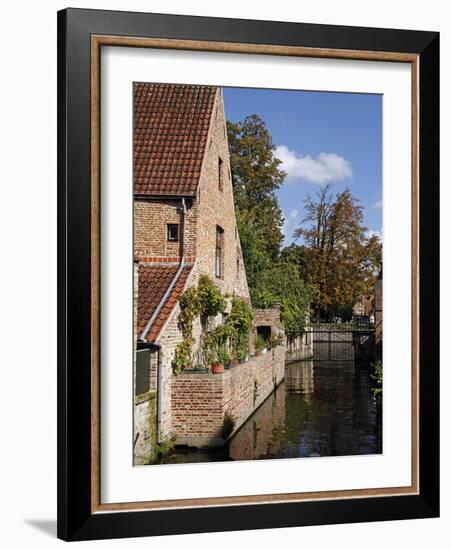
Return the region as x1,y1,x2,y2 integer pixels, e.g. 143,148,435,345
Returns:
161,357,382,464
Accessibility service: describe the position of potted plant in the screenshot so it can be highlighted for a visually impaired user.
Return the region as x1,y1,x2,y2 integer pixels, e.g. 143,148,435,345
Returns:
203,328,225,374
236,341,249,363
211,353,224,374
212,346,230,374
229,351,239,367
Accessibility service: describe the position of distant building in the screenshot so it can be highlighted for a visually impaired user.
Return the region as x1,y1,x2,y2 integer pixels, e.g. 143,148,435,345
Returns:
352,295,374,317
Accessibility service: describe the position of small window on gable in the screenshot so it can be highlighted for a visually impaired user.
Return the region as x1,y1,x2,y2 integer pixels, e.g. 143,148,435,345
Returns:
218,157,224,191
167,224,179,242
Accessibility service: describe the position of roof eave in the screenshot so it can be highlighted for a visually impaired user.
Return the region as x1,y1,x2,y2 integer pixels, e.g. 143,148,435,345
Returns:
134,193,197,201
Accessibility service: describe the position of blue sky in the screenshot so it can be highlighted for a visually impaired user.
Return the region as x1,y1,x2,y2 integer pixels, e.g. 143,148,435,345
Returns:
223,87,382,246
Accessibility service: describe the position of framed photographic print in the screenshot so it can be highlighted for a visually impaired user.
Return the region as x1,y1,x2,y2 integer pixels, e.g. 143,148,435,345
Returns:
57,8,439,541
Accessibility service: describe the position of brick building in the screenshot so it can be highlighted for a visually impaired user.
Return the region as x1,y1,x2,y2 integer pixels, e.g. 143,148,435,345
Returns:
352,295,374,317
133,84,283,463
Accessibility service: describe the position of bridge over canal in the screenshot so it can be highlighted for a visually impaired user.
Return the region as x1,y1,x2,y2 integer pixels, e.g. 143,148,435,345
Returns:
286,321,375,363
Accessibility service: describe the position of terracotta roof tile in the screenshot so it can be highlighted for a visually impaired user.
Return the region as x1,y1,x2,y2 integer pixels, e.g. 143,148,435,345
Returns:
134,83,217,196
137,263,193,342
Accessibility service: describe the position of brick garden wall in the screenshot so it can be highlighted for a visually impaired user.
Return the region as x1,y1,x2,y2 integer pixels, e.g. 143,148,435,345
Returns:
253,306,284,353
254,307,284,331
171,345,285,447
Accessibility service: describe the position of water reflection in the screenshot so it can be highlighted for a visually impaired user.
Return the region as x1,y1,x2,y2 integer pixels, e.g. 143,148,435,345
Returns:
161,359,382,464
286,361,314,397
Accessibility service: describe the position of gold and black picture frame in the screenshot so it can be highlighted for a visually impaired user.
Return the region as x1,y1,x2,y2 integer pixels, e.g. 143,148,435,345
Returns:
57,8,439,541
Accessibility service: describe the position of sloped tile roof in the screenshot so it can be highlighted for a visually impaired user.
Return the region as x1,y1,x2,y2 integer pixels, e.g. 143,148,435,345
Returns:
134,83,217,196
137,263,193,342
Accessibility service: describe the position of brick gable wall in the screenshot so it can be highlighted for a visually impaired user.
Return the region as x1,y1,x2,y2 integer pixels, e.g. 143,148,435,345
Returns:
133,89,249,299
194,89,250,301
134,199,197,262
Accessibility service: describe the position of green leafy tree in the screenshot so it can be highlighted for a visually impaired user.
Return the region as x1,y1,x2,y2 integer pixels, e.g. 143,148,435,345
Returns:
252,263,311,332
235,211,270,297
227,115,285,260
227,114,311,332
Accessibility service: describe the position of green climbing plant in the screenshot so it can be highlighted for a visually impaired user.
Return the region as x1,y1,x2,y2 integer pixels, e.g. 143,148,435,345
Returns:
178,279,255,369
202,324,230,366
197,274,227,318
227,298,254,359
178,275,227,338
178,287,202,338
172,338,194,375
370,360,383,397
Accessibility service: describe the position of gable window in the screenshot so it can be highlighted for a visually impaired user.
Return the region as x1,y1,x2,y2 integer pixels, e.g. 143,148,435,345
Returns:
215,226,224,279
218,157,224,191
167,223,179,242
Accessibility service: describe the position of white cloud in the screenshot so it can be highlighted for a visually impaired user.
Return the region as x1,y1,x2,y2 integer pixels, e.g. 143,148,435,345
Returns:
282,209,299,241
372,200,383,210
367,229,383,241
275,145,353,184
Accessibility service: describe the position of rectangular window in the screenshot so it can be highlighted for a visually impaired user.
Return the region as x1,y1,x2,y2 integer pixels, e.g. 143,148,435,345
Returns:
216,226,224,278
167,223,179,241
218,157,224,191
135,349,151,396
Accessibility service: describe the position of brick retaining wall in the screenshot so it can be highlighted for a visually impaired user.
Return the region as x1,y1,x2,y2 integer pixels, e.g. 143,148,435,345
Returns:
171,345,285,447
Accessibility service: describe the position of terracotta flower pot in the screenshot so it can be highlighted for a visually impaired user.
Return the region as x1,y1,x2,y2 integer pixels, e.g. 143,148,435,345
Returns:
211,362,224,374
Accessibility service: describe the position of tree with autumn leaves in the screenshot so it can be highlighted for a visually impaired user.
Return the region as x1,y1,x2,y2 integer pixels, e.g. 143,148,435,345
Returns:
227,114,382,329
293,183,382,321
